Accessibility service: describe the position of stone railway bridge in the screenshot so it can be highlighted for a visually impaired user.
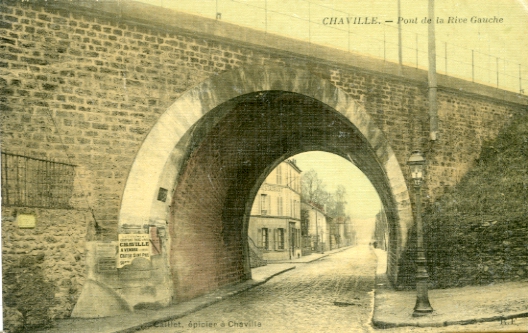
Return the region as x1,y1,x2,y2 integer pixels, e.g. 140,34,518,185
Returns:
1,0,526,321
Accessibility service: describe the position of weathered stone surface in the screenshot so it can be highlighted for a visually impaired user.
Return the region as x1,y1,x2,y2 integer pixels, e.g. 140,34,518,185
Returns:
70,280,131,318
1,0,526,324
2,207,89,329
397,111,528,288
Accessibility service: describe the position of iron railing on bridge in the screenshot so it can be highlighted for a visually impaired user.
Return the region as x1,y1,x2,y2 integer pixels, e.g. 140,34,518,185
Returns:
1,152,76,209
150,0,527,95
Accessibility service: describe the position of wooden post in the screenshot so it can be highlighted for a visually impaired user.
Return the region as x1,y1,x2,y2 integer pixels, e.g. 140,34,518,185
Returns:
428,0,438,141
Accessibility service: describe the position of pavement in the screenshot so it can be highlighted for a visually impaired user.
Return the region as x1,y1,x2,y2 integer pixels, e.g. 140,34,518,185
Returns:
36,247,349,333
265,248,343,264
140,245,377,332
371,249,528,329
35,246,528,332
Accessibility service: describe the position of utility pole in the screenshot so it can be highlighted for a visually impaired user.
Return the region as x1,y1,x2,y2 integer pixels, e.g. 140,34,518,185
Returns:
428,0,438,141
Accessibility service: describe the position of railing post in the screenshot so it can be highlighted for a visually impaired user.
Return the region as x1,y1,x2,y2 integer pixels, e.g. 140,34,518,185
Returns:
519,64,523,94
496,57,499,88
265,0,267,33
383,30,386,62
416,33,419,68
215,0,221,20
308,1,311,44
348,14,351,53
444,42,447,74
397,0,403,75
472,50,474,82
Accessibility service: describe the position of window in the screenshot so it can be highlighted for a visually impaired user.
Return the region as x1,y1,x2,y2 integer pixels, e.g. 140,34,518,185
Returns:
262,228,269,250
276,228,285,250
276,165,282,185
1,152,75,209
277,196,283,216
260,194,268,215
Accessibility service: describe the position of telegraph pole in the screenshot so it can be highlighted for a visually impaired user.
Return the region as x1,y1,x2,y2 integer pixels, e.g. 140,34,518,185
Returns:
428,0,438,141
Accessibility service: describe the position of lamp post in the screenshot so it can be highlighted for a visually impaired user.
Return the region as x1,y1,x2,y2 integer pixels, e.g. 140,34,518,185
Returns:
407,150,434,317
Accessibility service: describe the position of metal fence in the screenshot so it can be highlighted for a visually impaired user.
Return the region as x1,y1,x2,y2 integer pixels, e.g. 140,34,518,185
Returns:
156,0,527,94
1,152,76,209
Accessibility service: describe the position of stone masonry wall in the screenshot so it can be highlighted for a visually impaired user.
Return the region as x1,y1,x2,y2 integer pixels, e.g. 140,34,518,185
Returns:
1,0,526,327
2,206,91,331
2,1,522,238
396,110,528,288
2,1,524,236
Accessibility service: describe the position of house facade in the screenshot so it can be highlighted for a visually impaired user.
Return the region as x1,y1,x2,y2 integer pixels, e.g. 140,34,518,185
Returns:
329,216,348,250
248,160,302,261
301,202,330,253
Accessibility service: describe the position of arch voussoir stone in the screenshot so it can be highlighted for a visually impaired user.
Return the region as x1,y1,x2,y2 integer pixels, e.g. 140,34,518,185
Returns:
75,65,413,317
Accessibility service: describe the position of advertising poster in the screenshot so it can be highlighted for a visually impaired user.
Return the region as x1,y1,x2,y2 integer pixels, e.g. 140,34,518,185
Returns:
117,233,151,268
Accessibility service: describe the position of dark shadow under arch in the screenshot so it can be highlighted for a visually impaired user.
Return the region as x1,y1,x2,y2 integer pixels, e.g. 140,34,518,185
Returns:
167,91,404,301
116,66,413,304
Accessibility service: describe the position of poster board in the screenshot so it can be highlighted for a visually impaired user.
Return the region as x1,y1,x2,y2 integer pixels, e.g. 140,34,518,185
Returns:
117,233,151,268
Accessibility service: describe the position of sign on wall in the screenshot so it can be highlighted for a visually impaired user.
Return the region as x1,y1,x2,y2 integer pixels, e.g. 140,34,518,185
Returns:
117,234,151,268
96,242,118,272
17,214,36,228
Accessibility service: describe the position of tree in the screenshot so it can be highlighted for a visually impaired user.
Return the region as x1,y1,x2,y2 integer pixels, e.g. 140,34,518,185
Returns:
301,170,348,217
301,169,329,206
328,185,347,217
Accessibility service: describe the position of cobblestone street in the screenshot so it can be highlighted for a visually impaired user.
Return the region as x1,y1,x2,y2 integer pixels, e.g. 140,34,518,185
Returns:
140,245,377,332
139,246,528,333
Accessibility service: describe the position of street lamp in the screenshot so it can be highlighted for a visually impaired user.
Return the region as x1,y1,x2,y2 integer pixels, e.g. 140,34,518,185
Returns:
407,150,434,317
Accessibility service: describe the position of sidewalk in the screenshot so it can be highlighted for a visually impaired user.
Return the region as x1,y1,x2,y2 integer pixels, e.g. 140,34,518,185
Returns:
267,245,354,264
36,247,351,333
371,249,528,328
36,264,297,333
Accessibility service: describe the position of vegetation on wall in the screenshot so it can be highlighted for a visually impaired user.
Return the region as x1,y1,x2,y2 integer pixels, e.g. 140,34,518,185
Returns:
399,110,528,289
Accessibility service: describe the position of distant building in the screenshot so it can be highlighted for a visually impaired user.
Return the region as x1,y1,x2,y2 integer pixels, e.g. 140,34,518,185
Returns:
301,202,330,253
373,207,388,250
343,216,356,246
248,160,302,263
329,216,347,250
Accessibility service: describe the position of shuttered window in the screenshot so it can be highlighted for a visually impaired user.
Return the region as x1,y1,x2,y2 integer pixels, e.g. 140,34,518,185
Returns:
277,228,285,250
262,228,269,250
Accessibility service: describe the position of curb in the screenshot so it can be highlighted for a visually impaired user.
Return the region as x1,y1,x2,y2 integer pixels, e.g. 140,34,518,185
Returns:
270,245,355,264
371,270,528,329
372,311,528,329
114,266,296,333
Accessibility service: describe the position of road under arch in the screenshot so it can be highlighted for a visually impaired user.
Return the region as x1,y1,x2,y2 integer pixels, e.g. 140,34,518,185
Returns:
114,66,412,309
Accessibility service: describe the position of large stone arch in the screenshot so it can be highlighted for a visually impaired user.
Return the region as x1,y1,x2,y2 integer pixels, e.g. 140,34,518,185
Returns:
74,66,413,317
72,67,413,317
119,65,412,289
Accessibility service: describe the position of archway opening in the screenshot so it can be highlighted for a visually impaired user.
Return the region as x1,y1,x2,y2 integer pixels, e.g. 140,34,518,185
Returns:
167,91,400,302
246,151,388,270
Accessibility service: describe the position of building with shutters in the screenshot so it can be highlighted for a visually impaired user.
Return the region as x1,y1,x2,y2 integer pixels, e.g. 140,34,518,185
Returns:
301,201,330,253
248,160,302,262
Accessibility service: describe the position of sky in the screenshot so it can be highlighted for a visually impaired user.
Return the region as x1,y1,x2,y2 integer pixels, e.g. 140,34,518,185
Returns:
140,0,528,93
292,151,379,242
292,151,381,220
